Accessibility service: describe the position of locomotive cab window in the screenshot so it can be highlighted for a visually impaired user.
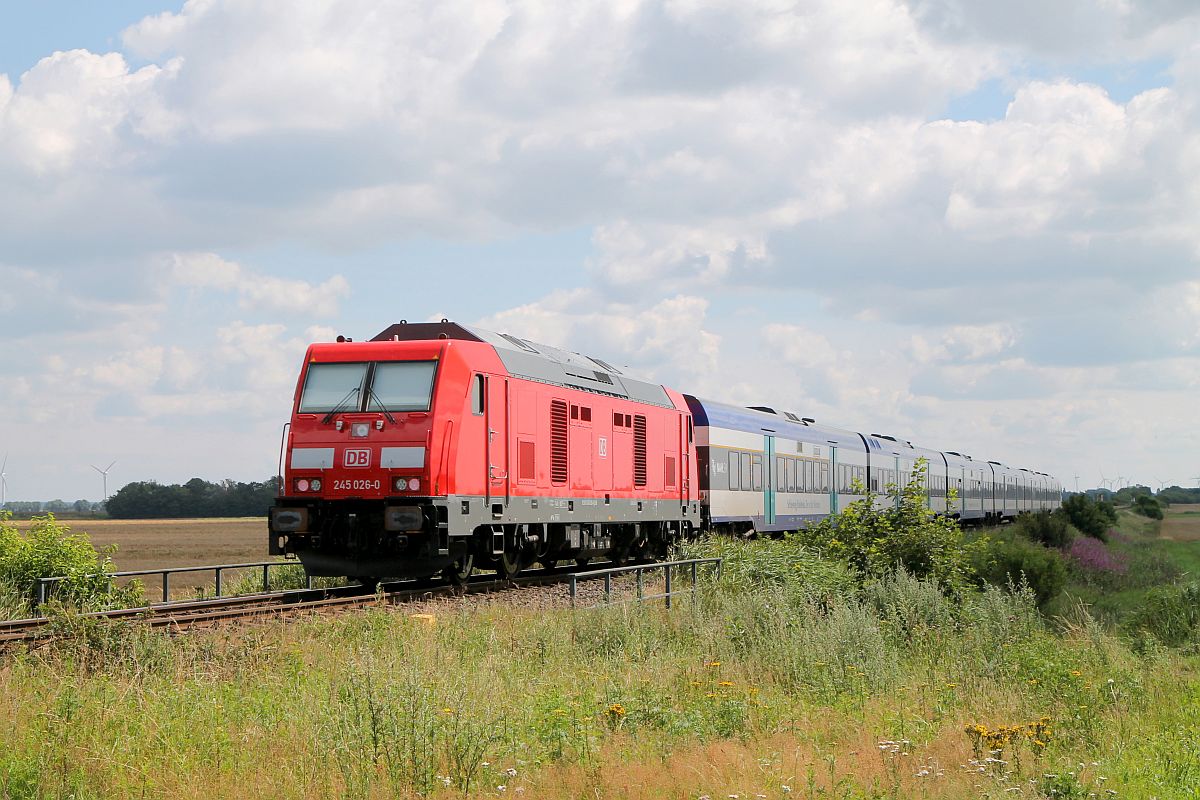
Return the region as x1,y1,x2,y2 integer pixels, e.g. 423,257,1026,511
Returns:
298,362,368,413
300,361,438,415
367,361,438,412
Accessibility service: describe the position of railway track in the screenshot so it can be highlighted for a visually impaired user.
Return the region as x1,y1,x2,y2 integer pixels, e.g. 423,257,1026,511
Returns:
0,569,591,648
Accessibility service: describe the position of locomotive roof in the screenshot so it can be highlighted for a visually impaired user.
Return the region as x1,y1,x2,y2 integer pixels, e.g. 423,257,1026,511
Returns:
372,321,674,408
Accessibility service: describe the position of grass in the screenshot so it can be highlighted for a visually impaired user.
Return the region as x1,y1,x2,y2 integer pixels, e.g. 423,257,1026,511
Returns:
2,507,1199,798
0,557,1197,797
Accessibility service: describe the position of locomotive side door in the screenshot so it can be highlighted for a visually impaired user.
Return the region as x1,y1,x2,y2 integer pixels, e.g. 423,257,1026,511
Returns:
484,375,510,510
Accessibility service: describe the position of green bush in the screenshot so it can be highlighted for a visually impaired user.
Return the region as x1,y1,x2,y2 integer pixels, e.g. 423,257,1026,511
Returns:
1013,509,1075,549
675,533,856,602
796,458,975,593
1060,494,1113,541
1124,583,1200,647
0,513,142,614
970,533,1066,608
1133,495,1164,520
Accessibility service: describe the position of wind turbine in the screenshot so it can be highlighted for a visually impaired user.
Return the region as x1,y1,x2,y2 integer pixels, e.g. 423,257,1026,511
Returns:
91,460,116,501
1073,473,1080,493
1,453,7,507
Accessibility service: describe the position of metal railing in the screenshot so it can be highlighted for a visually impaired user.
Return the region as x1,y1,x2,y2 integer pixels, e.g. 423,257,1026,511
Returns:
35,560,307,610
568,558,722,608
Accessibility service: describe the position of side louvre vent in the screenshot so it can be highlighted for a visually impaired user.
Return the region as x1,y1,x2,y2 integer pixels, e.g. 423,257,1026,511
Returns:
551,400,568,484
633,414,647,487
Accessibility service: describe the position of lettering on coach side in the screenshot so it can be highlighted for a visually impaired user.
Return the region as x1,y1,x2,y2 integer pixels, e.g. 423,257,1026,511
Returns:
344,448,371,468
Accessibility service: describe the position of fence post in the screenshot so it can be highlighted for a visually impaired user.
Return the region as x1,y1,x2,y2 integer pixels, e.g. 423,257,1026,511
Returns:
263,564,270,592
162,572,170,603
215,568,223,597
569,575,577,607
305,572,313,590
604,573,611,604
636,568,644,600
36,579,47,610
664,564,673,609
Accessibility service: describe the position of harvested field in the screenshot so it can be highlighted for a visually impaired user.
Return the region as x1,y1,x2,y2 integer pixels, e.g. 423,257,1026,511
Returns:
1160,503,1200,541
8,517,268,596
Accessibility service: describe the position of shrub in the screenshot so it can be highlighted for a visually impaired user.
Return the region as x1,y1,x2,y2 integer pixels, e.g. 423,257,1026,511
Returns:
1060,494,1112,541
675,534,856,602
0,513,142,614
796,458,975,593
1124,583,1200,647
1013,510,1075,549
1132,495,1164,520
971,533,1066,608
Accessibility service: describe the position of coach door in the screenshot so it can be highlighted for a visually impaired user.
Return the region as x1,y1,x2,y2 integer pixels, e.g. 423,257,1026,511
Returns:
484,376,510,510
764,434,777,526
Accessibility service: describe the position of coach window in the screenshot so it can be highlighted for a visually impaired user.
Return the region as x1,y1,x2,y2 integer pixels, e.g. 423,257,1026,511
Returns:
728,452,740,490
471,374,485,415
741,453,752,491
777,458,786,490
751,455,762,491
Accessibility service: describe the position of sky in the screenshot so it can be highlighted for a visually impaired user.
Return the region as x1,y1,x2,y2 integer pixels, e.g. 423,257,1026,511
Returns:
1,0,1199,502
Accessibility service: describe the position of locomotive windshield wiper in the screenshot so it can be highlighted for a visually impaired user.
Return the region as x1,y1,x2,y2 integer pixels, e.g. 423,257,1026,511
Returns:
367,387,397,425
322,387,361,424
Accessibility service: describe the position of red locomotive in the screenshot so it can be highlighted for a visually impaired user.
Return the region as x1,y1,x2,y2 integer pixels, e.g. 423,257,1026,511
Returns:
269,321,701,582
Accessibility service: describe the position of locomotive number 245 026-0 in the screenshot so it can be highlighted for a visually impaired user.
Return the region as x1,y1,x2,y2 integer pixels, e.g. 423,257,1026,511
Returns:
333,479,381,491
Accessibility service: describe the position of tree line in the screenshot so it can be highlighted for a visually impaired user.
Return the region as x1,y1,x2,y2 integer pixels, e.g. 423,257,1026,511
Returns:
104,477,278,519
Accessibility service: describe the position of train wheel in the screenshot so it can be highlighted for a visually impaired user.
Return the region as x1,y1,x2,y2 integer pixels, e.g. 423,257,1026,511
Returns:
494,547,524,580
443,554,474,585
353,576,381,591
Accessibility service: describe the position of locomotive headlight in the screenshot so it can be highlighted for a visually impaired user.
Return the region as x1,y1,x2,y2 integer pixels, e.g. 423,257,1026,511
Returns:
271,507,309,532
384,505,423,532
393,477,408,491
351,422,370,438
408,478,420,492
310,478,322,491
295,478,310,493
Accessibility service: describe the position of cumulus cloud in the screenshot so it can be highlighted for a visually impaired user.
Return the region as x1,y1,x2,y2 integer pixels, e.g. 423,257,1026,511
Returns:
479,291,721,388
3,0,1200,497
168,252,349,316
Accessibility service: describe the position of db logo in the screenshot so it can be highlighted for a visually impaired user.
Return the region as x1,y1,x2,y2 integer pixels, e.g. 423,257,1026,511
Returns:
343,449,371,468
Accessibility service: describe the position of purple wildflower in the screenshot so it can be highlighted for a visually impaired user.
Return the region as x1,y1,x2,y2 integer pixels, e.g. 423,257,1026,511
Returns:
1067,537,1128,575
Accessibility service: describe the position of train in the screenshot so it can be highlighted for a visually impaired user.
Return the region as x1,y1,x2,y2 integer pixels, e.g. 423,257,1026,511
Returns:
268,321,1061,582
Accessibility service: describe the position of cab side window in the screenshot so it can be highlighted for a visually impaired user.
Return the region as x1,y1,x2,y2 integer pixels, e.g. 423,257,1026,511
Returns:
471,374,485,415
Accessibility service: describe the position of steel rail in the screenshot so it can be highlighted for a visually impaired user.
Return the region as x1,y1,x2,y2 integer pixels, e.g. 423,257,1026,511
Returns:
0,566,611,647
